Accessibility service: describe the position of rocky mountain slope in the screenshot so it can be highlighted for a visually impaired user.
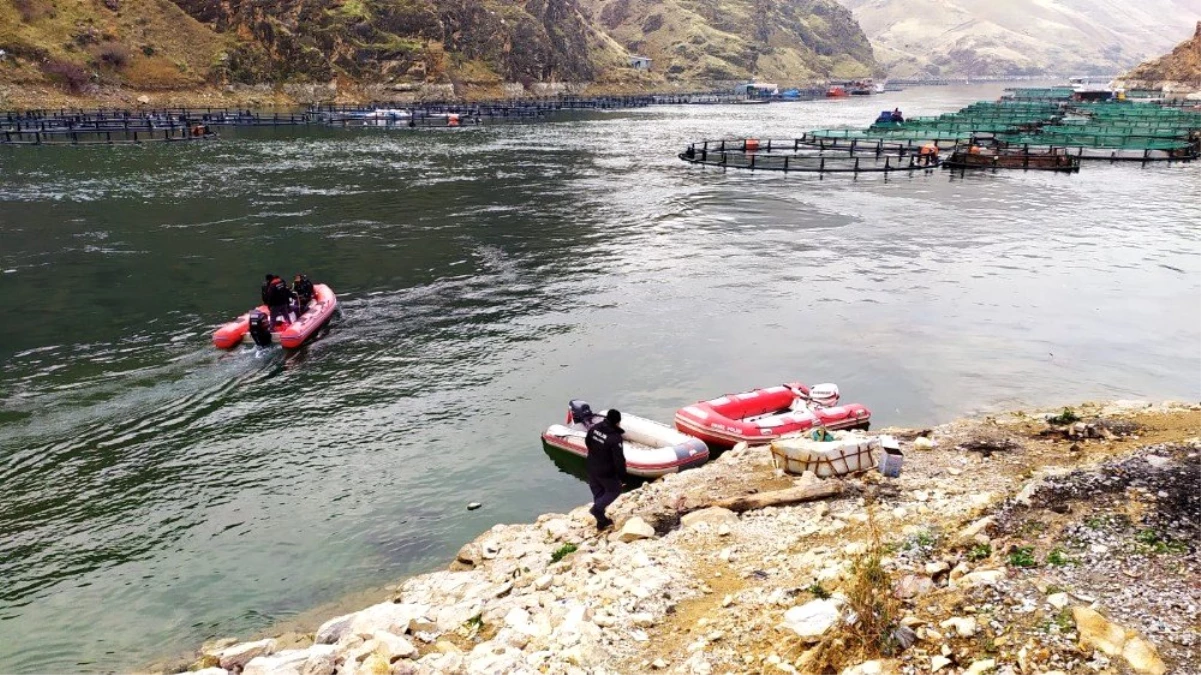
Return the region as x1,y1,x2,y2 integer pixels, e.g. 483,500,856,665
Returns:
835,0,1201,78
1117,22,1201,94
0,0,876,102
579,0,876,83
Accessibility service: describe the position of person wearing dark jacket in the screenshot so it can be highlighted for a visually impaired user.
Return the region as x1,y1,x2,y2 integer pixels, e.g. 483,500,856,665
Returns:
585,409,626,531
292,274,315,313
261,273,296,323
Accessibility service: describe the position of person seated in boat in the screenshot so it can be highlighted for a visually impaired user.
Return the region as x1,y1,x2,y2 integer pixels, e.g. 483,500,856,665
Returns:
261,273,296,324
585,409,626,532
891,108,904,123
292,273,315,313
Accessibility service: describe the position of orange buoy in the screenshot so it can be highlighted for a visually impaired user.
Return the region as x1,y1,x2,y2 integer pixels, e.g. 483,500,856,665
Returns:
447,113,461,127
745,138,759,152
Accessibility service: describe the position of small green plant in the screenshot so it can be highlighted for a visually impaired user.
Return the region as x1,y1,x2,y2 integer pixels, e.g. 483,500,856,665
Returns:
967,542,992,562
905,529,940,551
1045,583,1069,595
550,543,578,563
1007,546,1038,568
844,544,902,657
1018,520,1048,535
1134,529,1188,555
1046,547,1074,566
807,582,832,600
1047,407,1081,425
1053,607,1073,631
1085,516,1108,529
464,613,483,630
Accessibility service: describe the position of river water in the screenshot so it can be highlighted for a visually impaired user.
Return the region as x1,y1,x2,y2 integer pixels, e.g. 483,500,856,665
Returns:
1,84,1198,672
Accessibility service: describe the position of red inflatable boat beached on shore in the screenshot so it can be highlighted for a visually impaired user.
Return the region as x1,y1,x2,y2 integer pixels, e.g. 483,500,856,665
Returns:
212,283,338,349
674,383,871,448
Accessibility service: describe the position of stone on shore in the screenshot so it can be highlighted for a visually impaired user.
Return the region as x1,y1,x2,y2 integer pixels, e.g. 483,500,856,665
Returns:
242,649,309,675
315,613,355,644
300,645,338,675
964,658,996,675
347,602,432,637
939,616,978,638
617,517,655,542
219,638,277,670
781,598,842,641
680,507,739,530
1073,606,1166,675
893,574,934,599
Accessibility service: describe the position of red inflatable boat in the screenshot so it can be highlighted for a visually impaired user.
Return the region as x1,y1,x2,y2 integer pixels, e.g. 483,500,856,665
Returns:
674,383,870,448
212,284,338,349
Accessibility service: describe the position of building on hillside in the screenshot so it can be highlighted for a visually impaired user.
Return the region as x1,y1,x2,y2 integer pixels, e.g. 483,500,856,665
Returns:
629,56,652,71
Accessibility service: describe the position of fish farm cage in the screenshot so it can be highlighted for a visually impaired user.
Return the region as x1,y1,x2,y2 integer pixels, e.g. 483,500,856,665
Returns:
813,99,1201,163
678,139,942,174
0,95,667,145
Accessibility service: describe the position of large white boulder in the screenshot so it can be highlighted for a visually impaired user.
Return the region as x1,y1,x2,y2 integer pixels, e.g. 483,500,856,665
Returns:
300,645,337,675
242,649,309,675
314,613,355,644
218,638,277,670
347,602,432,637
1073,606,1166,675
617,517,655,542
781,599,842,642
680,507,739,530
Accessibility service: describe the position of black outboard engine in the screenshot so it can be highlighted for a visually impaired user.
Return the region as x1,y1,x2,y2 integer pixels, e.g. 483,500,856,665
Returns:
569,400,595,426
248,310,273,348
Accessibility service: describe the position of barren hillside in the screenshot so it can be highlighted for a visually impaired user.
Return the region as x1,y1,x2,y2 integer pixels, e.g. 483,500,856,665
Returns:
0,0,876,104
836,0,1201,78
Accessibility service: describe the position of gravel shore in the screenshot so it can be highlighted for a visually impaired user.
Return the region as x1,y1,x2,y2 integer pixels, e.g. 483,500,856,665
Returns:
172,400,1200,675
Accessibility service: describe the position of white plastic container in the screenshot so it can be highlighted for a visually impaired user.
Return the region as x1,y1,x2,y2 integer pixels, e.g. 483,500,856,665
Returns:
770,431,881,477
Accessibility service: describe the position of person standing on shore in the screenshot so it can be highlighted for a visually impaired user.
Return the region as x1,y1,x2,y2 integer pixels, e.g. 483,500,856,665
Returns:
585,409,626,532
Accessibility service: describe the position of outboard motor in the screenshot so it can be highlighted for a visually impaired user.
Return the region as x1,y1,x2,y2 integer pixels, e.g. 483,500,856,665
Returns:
568,400,595,426
248,310,273,348
809,383,841,408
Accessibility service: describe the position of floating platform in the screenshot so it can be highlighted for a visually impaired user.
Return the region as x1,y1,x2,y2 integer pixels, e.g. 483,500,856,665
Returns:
679,139,941,173
1,126,217,145
942,146,1081,172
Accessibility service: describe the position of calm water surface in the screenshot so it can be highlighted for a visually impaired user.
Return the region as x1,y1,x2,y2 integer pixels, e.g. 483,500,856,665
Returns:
1,85,1199,672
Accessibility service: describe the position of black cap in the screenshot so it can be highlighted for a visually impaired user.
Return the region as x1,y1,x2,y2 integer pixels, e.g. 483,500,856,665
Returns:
265,273,275,281
606,409,622,425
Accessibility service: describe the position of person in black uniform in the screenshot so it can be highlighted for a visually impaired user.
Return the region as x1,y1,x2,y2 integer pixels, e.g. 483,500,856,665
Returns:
292,273,315,314
585,409,626,532
261,273,296,324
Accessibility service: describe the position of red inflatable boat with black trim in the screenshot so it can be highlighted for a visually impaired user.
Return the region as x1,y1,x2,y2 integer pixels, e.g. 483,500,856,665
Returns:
674,383,870,448
212,284,338,349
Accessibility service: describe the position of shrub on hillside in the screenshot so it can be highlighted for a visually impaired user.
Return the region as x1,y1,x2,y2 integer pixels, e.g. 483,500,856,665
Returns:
42,58,91,92
95,41,130,69
13,0,50,22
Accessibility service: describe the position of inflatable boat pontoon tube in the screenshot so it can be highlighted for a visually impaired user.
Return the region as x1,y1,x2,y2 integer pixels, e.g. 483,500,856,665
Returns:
542,401,710,478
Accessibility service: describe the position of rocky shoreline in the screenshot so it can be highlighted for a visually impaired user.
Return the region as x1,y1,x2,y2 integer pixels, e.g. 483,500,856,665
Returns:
172,401,1199,675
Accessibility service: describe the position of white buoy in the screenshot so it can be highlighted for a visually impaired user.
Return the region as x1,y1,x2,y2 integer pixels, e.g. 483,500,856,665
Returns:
467,502,482,511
